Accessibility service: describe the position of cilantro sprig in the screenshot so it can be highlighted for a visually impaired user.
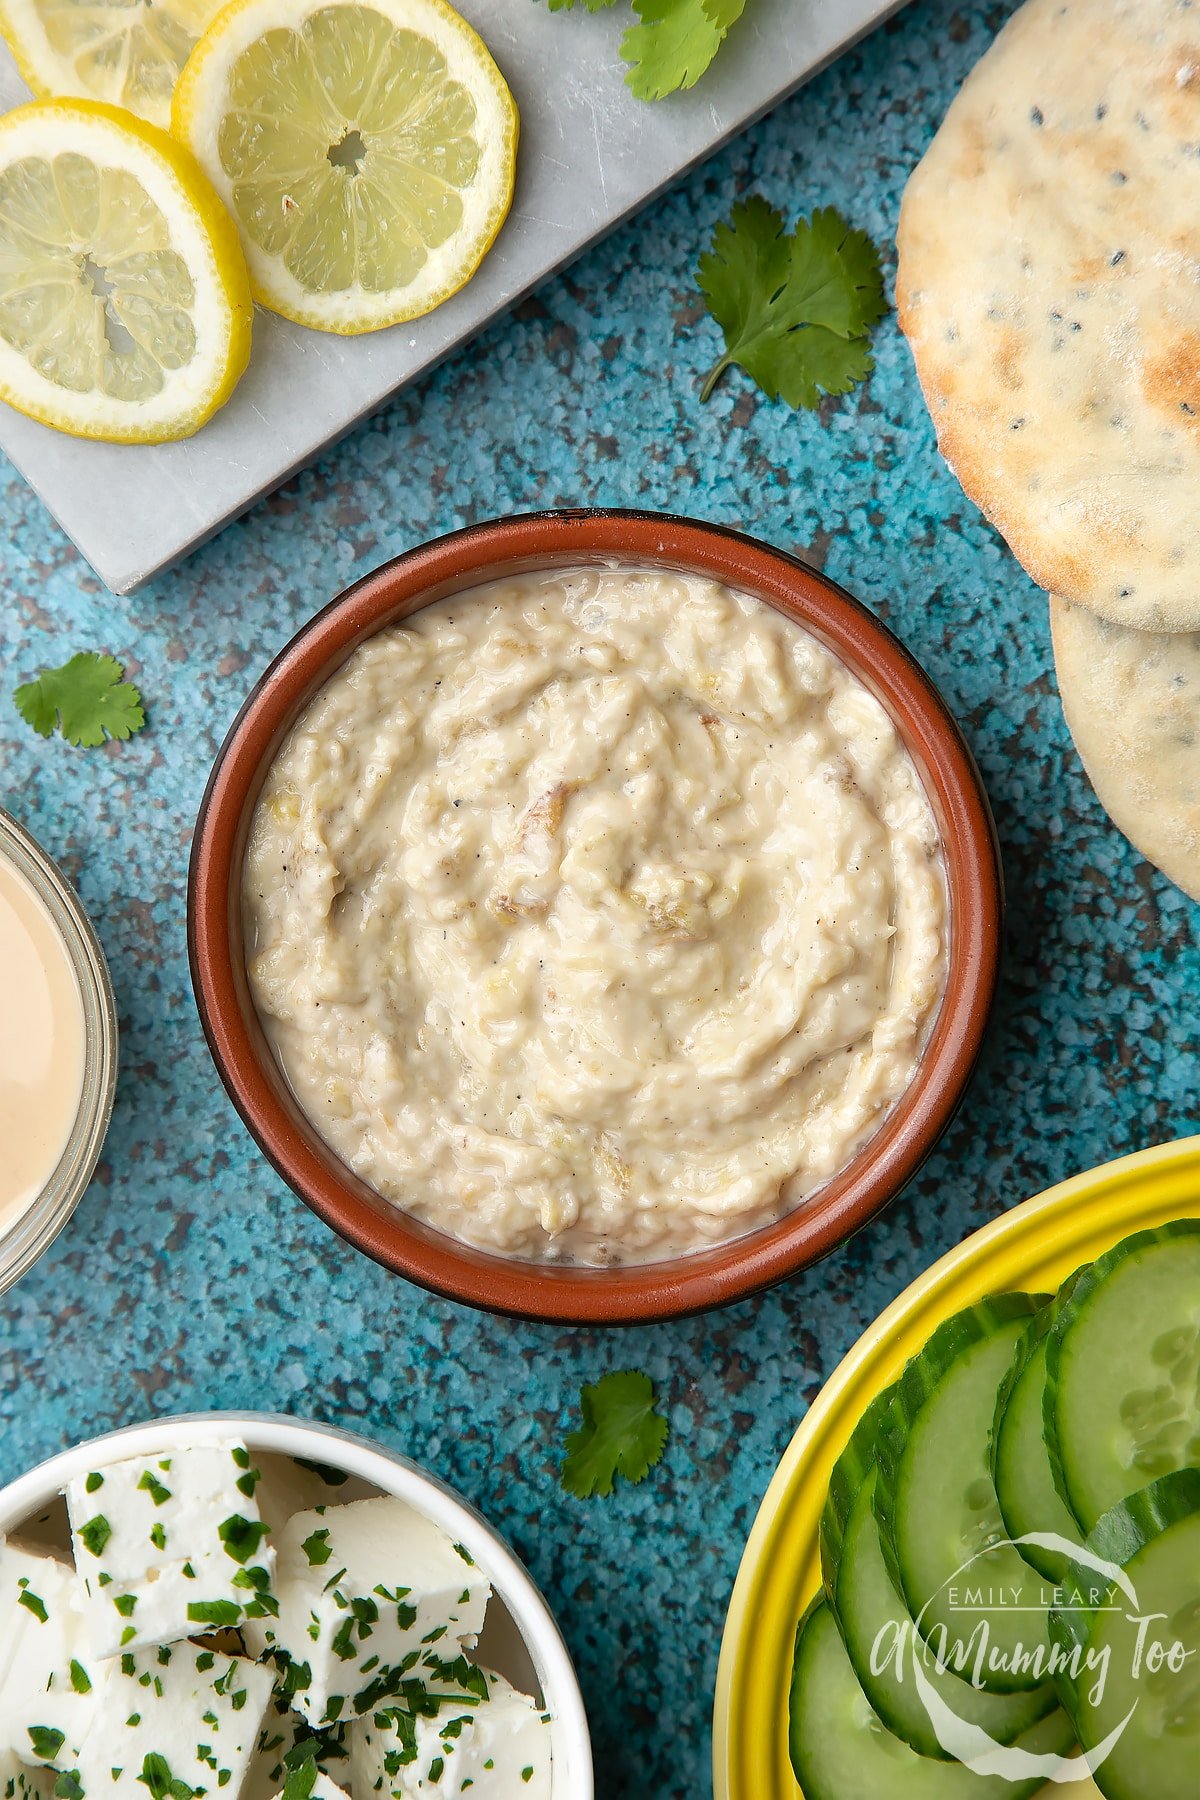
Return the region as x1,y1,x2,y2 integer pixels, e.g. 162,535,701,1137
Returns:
697,196,888,408
560,1370,670,1499
13,652,145,748
537,0,748,100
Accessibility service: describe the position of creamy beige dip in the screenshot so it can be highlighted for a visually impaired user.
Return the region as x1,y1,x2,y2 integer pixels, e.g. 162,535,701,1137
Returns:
244,568,948,1264
0,853,85,1232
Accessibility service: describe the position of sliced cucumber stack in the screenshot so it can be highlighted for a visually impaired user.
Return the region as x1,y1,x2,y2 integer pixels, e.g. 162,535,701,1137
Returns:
821,1386,1056,1759
1048,1468,1200,1800
789,1214,1200,1798
992,1282,1085,1584
874,1294,1051,1693
1045,1220,1200,1531
789,1599,1077,1800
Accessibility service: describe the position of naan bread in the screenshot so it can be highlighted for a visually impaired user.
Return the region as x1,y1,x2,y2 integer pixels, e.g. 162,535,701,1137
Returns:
1051,594,1200,899
898,0,1200,631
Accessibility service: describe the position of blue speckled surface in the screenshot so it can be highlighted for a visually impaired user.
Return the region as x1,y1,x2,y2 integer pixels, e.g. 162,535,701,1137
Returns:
1,3,1198,1794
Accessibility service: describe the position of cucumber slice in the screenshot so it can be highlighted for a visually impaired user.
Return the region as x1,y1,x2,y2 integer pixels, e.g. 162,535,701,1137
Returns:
874,1294,1052,1693
789,1598,1078,1800
992,1284,1085,1584
1048,1469,1200,1800
822,1387,1056,1758
1045,1220,1200,1531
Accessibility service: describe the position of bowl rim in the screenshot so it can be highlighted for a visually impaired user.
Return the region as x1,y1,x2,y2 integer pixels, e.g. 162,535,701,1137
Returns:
0,1409,594,1800
0,805,119,1296
188,507,1003,1324
711,1133,1200,1800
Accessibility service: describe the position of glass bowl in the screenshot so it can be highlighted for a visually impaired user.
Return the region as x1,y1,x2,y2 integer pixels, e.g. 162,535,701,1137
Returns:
0,806,118,1295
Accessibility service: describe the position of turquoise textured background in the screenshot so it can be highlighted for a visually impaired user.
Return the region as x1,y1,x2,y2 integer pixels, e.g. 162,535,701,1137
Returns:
2,2,1197,1793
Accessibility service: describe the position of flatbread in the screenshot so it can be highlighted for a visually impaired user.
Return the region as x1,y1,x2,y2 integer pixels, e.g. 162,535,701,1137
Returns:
897,0,1200,631
1050,594,1200,899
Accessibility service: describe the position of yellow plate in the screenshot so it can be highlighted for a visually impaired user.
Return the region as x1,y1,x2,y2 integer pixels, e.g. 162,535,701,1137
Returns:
712,1135,1200,1800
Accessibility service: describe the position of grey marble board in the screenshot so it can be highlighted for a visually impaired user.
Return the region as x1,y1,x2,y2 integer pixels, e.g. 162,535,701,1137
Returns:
0,0,906,592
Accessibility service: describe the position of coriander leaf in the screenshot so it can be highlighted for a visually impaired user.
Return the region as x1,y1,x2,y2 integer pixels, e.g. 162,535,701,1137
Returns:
13,652,145,748
696,197,887,407
764,329,876,410
702,0,747,27
622,0,724,100
560,1370,669,1499
789,206,889,339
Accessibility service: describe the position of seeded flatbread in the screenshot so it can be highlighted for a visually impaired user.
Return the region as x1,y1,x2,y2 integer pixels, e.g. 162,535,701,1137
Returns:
897,0,1200,631
1051,595,1200,899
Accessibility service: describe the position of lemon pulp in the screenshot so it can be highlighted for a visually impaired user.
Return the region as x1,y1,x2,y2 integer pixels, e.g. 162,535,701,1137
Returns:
174,0,518,332
0,0,223,125
222,8,479,295
0,100,251,441
0,150,196,401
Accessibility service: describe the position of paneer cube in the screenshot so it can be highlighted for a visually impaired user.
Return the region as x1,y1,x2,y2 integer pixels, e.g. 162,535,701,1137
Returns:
65,1441,276,1656
0,1539,105,1768
253,1456,373,1545
349,1668,552,1798
242,1499,489,1728
74,1642,272,1796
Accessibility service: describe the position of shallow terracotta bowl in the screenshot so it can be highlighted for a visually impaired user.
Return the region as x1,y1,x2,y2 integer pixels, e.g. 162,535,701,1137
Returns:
188,510,1002,1324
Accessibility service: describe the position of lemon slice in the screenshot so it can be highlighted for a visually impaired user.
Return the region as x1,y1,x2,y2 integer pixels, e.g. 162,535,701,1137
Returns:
172,0,518,334
0,98,252,441
0,0,225,128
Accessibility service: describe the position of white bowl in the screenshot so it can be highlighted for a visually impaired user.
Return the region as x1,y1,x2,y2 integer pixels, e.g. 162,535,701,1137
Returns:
0,1410,593,1798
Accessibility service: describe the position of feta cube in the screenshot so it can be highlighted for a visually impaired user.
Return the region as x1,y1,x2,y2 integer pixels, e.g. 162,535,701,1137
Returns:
0,1539,105,1767
253,1456,372,1544
1,1749,56,1799
242,1499,489,1728
74,1641,272,1796
349,1668,552,1798
65,1441,276,1656
241,1694,349,1800
268,1775,350,1800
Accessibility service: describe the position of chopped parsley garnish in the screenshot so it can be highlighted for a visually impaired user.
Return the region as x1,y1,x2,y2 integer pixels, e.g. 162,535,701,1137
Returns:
136,1753,192,1800
280,1753,319,1800
16,1585,48,1622
13,652,146,748
187,1599,242,1627
137,1470,173,1507
69,1660,92,1694
79,1514,113,1557
27,1727,65,1761
150,1523,167,1551
696,197,887,408
301,1528,333,1566
560,1369,670,1499
85,1472,105,1494
294,1457,349,1486
217,1513,270,1564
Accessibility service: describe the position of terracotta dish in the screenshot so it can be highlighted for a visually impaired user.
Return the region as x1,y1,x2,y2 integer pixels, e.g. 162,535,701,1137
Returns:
188,511,1002,1323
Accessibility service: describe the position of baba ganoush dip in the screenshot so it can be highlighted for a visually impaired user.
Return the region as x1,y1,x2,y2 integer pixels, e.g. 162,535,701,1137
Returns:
244,568,948,1265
